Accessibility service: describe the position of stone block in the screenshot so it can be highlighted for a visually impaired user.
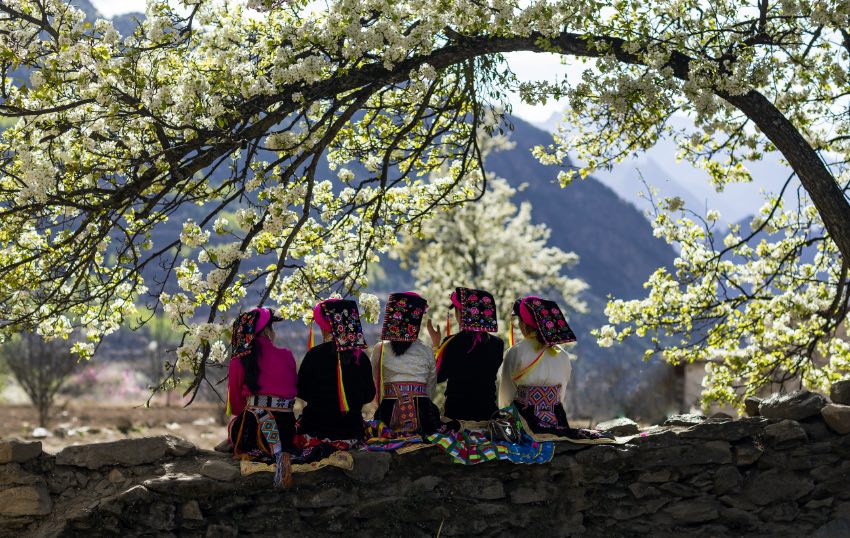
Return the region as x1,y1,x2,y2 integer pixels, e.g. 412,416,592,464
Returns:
744,469,814,505
760,390,827,421
663,413,706,427
343,451,391,484
821,404,850,435
144,473,232,497
638,469,671,483
455,477,505,500
760,501,800,522
0,440,42,464
595,418,639,436
292,487,357,508
510,483,555,504
0,483,52,516
806,497,834,510
678,417,770,441
830,381,850,405
745,397,762,417
637,440,731,468
734,442,763,466
663,498,719,523
0,462,40,486
411,475,442,492
714,465,742,495
56,435,195,469
628,482,660,499
200,460,240,482
763,419,808,449
107,468,126,484
182,500,204,521
719,506,758,529
206,524,239,538
813,517,850,538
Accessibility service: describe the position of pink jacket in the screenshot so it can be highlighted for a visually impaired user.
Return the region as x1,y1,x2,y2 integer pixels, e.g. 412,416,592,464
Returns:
226,335,297,416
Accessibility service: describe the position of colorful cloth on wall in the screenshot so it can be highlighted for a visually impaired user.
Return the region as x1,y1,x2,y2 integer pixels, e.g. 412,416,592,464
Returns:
230,310,261,360
381,293,428,341
320,299,368,351
455,287,498,333
364,420,425,452
426,406,555,465
519,297,576,345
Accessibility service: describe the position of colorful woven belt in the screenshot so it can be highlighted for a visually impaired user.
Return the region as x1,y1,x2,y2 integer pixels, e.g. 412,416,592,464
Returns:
382,382,427,399
247,395,294,411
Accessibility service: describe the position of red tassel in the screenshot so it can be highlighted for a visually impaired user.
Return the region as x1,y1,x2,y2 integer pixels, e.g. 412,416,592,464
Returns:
307,324,314,350
446,317,451,337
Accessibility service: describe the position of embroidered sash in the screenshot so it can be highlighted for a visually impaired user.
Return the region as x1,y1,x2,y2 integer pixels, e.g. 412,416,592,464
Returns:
515,384,562,429
247,395,295,410
383,382,427,433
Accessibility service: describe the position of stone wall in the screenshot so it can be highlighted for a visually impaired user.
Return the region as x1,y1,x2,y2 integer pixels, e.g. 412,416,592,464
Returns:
3,387,850,537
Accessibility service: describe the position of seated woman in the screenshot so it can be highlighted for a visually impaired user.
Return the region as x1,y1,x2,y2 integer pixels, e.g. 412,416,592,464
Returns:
499,296,606,440
297,299,375,442
426,287,504,422
372,292,441,435
227,307,297,484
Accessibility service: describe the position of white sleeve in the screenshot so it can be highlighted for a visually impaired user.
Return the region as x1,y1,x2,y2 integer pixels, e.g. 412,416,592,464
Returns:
423,341,437,399
559,350,572,406
498,346,518,408
371,342,383,400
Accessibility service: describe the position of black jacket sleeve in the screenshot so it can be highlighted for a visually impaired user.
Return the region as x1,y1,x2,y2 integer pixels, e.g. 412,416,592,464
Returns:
436,334,459,383
358,353,376,406
296,349,317,403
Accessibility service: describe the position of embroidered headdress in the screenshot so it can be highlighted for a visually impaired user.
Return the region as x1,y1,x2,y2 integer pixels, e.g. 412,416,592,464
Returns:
450,287,498,333
309,299,368,413
230,307,283,361
381,292,428,342
320,299,368,351
514,296,576,345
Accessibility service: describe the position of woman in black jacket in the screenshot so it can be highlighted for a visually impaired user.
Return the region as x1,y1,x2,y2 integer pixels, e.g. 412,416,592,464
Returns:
427,287,504,421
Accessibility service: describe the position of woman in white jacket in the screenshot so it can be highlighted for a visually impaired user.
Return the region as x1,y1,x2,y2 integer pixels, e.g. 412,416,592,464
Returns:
499,296,602,440
371,292,441,434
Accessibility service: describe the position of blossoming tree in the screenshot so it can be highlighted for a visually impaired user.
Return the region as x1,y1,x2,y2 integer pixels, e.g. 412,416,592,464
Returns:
396,136,587,338
1,0,849,403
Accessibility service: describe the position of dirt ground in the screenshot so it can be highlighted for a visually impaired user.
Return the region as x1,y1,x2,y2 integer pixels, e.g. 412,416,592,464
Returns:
0,402,231,453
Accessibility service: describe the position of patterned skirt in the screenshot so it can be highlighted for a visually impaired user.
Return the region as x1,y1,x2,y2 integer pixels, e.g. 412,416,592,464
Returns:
229,396,296,458
514,384,571,434
375,382,441,435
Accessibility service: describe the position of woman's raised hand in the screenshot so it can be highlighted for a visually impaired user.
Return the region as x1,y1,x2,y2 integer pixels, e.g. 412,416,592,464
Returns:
426,319,442,348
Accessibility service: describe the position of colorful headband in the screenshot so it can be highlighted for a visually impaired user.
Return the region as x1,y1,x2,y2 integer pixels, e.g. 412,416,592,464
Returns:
253,307,283,335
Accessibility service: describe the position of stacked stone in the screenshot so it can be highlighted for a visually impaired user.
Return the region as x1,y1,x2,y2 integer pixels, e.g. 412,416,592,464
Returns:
1,382,850,537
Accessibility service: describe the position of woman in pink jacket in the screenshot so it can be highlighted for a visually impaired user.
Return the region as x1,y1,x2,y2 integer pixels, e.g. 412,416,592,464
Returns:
227,307,297,485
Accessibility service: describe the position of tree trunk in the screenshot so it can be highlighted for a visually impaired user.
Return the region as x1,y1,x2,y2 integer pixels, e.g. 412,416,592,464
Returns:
38,399,48,428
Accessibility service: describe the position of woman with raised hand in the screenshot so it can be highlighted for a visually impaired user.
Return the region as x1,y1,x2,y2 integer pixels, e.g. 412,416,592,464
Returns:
227,307,297,486
371,292,440,435
499,296,601,439
427,287,504,422
297,299,375,442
